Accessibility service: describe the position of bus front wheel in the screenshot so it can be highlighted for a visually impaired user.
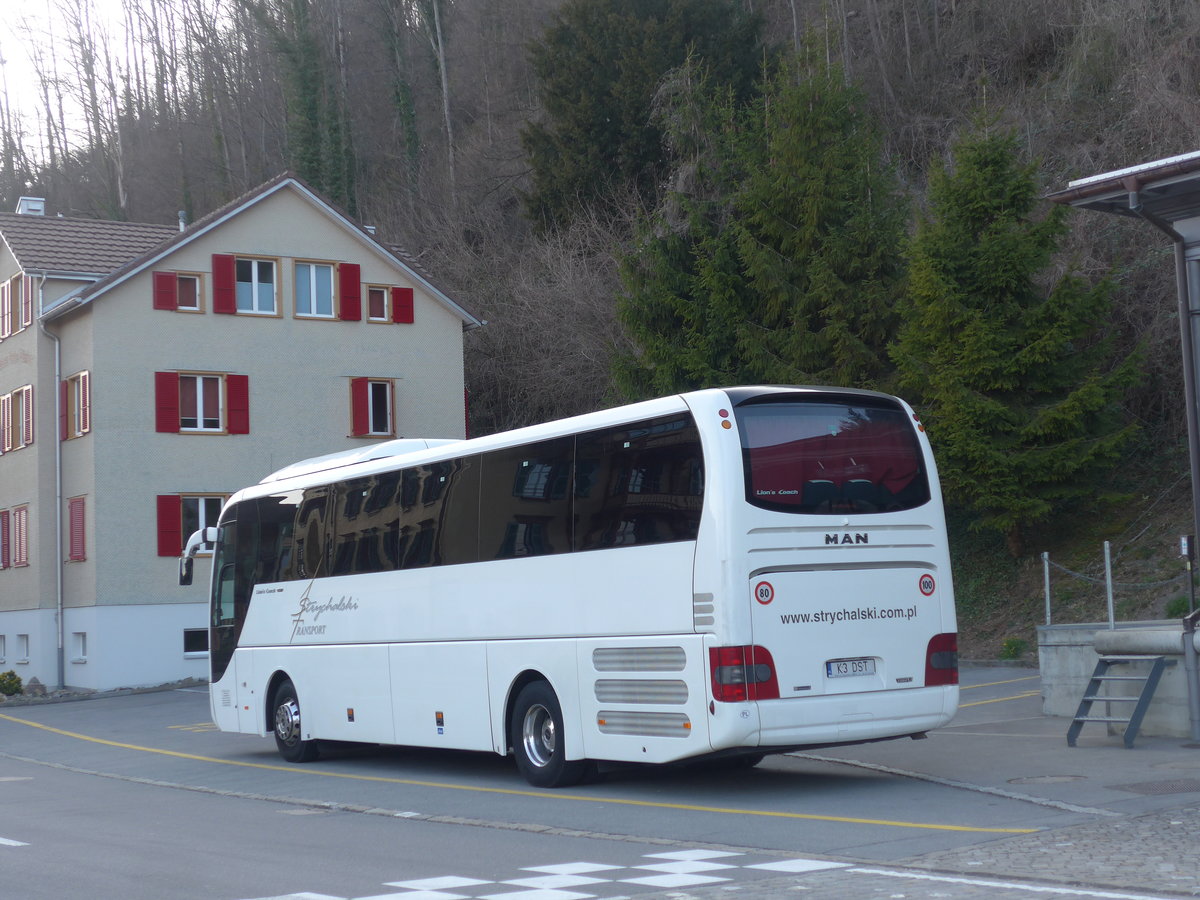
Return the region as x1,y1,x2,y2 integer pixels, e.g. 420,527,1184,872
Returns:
511,681,591,788
273,679,320,763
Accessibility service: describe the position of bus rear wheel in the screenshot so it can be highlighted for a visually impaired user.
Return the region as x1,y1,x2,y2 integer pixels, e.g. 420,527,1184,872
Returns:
273,679,320,763
511,681,591,788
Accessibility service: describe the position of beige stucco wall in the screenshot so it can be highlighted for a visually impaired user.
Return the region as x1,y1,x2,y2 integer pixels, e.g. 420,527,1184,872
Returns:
85,185,467,614
0,182,472,688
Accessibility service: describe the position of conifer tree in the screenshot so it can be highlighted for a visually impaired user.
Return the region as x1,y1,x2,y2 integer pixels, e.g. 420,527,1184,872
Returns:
892,126,1140,555
521,0,762,233
616,59,906,396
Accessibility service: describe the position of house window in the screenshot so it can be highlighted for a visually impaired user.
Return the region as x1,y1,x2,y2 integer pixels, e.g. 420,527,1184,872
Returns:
1,385,34,452
153,272,203,312
16,633,28,663
295,262,335,318
158,493,227,557
235,258,276,314
183,628,208,655
0,275,31,338
367,286,389,322
181,495,224,553
181,374,222,431
68,496,86,562
155,372,249,435
71,632,87,662
350,378,394,437
62,371,91,439
0,509,8,568
11,506,28,567
0,635,5,662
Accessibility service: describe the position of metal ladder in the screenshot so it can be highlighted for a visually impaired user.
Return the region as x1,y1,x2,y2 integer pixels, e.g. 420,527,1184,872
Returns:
1067,655,1174,748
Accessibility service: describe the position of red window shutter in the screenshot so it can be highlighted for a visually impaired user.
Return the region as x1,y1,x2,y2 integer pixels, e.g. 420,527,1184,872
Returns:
20,275,33,326
212,254,236,314
338,263,362,321
156,494,183,557
152,271,179,310
392,287,414,324
60,380,68,441
226,374,250,434
0,509,9,568
0,392,10,450
21,386,32,446
155,372,181,433
68,497,86,561
350,377,370,436
79,372,91,433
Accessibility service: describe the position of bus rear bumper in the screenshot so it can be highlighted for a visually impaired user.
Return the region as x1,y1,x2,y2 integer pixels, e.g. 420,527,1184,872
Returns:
753,685,958,748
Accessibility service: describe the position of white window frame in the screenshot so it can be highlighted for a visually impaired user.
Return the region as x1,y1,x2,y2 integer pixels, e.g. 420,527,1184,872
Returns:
179,374,224,432
177,273,203,312
235,257,276,315
366,285,390,323
295,261,336,318
367,380,393,436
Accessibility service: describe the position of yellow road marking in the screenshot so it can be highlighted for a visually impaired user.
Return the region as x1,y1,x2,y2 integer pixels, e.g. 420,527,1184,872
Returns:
0,711,1036,835
961,675,1040,690
960,690,1042,709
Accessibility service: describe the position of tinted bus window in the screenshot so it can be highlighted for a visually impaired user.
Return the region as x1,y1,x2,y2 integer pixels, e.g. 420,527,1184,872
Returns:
480,437,573,560
398,456,480,567
574,414,704,551
737,396,930,514
330,471,402,576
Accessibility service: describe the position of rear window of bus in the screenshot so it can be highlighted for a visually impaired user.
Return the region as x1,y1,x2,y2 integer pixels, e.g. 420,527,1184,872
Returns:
736,396,930,514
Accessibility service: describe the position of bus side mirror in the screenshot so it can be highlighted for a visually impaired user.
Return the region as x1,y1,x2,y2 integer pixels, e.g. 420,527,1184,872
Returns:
179,556,194,586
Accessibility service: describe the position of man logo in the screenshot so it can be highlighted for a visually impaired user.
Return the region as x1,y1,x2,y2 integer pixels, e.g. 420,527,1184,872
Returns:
825,533,869,545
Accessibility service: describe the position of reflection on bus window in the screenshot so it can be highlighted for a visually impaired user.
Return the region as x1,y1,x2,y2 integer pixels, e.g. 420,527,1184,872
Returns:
738,397,929,514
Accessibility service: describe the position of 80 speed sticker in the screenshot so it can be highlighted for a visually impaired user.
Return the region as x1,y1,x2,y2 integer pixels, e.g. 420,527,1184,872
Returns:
754,581,775,605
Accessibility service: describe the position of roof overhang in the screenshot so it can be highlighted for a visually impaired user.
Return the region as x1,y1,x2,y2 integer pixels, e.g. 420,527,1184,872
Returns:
1047,151,1200,235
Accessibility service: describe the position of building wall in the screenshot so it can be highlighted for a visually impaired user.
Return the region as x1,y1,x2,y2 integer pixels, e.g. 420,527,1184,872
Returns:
0,183,471,691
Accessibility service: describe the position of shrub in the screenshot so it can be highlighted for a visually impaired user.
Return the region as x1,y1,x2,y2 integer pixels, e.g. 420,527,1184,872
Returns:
0,670,23,696
999,637,1028,660
1166,595,1193,618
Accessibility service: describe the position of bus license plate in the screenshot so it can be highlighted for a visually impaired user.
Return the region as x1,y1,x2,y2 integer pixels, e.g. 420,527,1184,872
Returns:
827,658,876,678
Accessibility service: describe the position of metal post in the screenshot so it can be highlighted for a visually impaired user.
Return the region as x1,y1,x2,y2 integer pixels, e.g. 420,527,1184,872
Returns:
1104,541,1115,630
1043,551,1052,626
1182,610,1200,742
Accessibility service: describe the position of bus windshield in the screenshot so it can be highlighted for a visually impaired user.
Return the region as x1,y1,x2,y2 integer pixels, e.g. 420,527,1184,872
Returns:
737,395,930,514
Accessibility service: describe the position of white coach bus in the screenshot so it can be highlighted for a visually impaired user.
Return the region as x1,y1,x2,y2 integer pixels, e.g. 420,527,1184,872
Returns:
182,386,958,787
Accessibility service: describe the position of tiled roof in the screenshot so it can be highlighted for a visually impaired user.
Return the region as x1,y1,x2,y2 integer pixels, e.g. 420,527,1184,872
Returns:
0,212,175,275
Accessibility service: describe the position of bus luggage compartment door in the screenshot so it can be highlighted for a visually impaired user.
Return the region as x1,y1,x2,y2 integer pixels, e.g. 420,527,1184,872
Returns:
749,566,943,698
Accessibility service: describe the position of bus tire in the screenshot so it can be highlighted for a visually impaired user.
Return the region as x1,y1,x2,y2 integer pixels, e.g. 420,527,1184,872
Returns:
273,679,320,763
511,681,590,788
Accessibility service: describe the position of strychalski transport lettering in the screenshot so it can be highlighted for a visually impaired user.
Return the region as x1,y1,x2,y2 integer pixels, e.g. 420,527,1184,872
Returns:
180,386,959,787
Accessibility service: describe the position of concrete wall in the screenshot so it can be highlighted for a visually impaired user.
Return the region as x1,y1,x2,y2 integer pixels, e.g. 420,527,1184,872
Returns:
1038,620,1196,739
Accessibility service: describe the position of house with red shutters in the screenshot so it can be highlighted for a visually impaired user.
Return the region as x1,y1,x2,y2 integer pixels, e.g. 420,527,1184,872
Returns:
0,176,481,691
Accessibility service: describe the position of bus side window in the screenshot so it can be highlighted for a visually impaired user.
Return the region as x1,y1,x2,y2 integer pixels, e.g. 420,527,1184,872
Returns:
397,457,480,568
330,471,401,576
574,414,704,551
480,437,573,560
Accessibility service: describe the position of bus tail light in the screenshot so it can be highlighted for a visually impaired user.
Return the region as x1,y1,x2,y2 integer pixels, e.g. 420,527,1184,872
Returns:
925,633,959,686
710,645,780,702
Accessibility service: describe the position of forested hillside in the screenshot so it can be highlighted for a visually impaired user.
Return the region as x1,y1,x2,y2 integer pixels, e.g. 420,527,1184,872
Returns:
4,0,1198,651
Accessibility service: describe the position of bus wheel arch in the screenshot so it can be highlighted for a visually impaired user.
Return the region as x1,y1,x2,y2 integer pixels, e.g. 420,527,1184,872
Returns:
268,673,320,763
507,676,593,788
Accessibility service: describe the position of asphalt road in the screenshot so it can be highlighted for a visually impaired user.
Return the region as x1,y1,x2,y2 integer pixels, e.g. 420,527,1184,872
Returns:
2,668,1199,900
